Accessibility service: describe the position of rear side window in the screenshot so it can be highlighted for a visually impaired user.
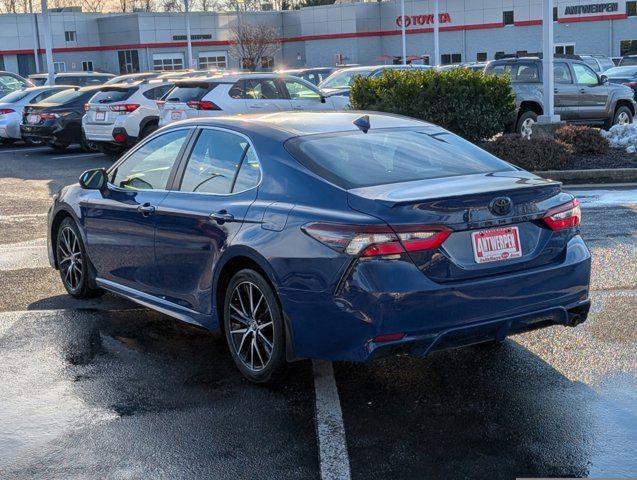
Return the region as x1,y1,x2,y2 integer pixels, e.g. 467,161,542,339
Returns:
165,83,214,103
90,88,137,104
55,76,80,86
511,63,539,82
41,88,82,104
143,84,173,100
286,128,515,189
179,129,260,194
485,63,512,77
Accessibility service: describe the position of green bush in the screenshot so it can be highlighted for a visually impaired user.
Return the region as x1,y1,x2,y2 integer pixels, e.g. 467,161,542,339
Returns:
349,68,515,143
554,124,609,155
480,134,574,171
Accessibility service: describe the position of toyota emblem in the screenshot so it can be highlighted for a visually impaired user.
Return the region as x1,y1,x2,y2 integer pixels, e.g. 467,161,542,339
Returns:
489,197,513,216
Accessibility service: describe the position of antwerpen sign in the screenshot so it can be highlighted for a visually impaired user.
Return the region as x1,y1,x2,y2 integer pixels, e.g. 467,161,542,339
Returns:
396,13,452,27
560,2,621,18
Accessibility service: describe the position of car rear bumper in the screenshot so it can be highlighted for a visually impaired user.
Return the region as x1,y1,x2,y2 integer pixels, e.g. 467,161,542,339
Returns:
0,114,21,139
279,235,591,362
83,122,116,142
21,122,75,144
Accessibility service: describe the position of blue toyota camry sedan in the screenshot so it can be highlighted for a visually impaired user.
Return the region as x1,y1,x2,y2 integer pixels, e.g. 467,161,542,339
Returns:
47,111,591,383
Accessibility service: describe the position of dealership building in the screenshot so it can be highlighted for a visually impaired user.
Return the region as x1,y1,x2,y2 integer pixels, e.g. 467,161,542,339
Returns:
0,0,636,76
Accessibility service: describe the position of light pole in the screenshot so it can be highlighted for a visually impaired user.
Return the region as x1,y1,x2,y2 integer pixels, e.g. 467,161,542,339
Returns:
433,0,440,66
29,0,39,73
400,0,406,65
539,0,559,123
39,0,55,85
184,0,194,68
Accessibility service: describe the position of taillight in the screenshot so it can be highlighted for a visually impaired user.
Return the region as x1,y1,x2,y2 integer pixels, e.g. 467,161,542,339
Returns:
301,223,451,257
109,104,139,113
622,81,637,88
0,108,14,115
543,199,581,230
84,103,90,112
186,100,221,111
113,132,126,143
40,112,67,119
156,100,165,108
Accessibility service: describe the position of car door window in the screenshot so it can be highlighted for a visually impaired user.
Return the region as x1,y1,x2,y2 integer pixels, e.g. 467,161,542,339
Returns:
554,63,573,84
111,129,189,190
573,63,599,86
244,79,285,100
143,85,172,100
0,75,24,92
284,79,321,100
513,64,539,82
179,129,259,194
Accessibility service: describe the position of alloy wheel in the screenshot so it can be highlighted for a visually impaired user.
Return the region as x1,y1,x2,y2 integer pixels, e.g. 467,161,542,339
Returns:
521,118,534,139
616,111,630,125
228,281,274,372
57,226,83,292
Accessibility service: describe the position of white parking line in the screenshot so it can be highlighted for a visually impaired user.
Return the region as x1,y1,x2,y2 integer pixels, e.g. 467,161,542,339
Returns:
313,360,351,480
0,238,48,271
51,152,104,160
0,146,49,154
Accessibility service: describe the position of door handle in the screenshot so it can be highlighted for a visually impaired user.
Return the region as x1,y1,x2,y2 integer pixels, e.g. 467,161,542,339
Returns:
579,89,586,93
137,203,156,216
554,89,558,93
248,105,263,109
210,210,235,225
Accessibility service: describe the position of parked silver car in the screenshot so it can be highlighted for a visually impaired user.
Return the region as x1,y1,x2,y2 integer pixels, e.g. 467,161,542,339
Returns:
485,57,636,137
0,86,71,144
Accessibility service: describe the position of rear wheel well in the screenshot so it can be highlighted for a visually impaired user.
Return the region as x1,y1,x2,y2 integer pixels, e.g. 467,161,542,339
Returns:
518,101,543,118
50,210,73,268
215,256,275,333
615,100,635,116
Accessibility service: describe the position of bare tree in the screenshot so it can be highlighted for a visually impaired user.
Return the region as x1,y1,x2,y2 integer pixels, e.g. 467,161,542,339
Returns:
162,0,182,11
228,22,280,71
2,0,18,13
196,0,219,11
82,0,104,12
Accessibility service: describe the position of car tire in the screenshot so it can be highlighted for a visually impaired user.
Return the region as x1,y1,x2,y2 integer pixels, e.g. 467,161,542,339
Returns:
55,217,104,299
97,143,126,156
609,105,633,129
50,142,69,153
25,137,43,146
516,110,537,139
223,269,287,384
80,136,98,153
139,123,158,140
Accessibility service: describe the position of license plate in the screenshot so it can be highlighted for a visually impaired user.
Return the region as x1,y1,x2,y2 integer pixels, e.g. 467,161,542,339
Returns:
95,111,106,121
471,226,522,264
171,111,183,120
27,114,39,124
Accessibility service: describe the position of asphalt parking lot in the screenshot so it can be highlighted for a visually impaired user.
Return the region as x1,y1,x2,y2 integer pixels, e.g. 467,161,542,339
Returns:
0,143,635,479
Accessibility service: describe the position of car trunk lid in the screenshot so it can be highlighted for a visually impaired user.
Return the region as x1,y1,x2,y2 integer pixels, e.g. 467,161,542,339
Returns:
347,171,571,282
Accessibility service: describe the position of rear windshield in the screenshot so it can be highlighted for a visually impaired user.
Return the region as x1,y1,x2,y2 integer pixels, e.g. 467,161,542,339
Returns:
30,78,46,86
41,88,82,104
165,82,215,103
1,90,30,103
319,68,375,89
606,66,637,77
56,75,110,86
286,128,516,189
90,88,137,104
620,56,637,66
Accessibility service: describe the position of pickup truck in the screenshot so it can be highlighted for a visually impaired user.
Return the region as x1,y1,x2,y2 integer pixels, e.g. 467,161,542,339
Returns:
485,57,636,137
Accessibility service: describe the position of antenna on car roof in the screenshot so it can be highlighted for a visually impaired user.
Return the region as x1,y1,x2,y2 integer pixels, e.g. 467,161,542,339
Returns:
353,115,370,133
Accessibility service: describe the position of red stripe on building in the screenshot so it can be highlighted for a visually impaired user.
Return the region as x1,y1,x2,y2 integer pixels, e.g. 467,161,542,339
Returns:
0,15,629,55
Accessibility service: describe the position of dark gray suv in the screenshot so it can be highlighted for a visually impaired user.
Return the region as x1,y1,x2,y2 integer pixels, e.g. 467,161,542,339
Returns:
485,58,636,137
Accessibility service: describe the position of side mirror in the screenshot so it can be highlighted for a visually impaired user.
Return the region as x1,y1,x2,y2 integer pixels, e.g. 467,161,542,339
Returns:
320,94,326,104
79,168,108,191
600,74,608,85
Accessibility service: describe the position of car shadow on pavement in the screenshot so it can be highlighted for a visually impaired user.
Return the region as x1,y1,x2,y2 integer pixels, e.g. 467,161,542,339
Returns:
0,309,319,480
333,339,632,480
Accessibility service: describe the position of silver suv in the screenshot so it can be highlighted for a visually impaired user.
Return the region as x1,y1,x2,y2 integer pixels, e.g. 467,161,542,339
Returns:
485,58,636,137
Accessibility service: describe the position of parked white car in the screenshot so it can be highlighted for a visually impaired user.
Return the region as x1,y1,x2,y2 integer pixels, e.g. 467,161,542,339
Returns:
0,86,71,144
159,73,343,127
82,79,174,154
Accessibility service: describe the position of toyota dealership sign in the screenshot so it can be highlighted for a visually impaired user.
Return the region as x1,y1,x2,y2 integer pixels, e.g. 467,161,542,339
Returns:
396,13,452,28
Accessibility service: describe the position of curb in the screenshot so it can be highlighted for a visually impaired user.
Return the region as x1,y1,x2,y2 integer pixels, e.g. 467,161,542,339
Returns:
533,168,637,185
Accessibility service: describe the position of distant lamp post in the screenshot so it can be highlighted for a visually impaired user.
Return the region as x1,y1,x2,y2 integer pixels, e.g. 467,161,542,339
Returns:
184,0,194,68
39,0,55,86
539,0,559,124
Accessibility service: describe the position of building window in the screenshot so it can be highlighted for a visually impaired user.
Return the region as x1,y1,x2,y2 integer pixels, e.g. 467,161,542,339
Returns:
503,10,514,25
64,31,76,42
553,6,558,21
621,40,637,55
53,61,66,73
628,1,637,16
153,53,184,71
198,51,227,69
555,44,575,55
82,61,93,71
440,54,461,65
476,52,487,62
118,50,140,73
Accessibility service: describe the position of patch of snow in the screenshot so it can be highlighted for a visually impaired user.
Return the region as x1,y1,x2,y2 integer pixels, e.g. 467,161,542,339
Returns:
600,123,637,154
